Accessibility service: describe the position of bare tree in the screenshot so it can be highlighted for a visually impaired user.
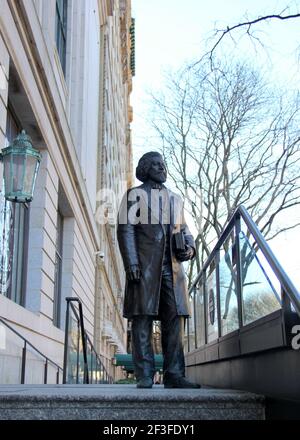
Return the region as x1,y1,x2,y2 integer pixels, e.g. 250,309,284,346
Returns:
149,60,300,286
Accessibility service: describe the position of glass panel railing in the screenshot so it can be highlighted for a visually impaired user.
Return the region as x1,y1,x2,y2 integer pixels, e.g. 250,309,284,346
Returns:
219,239,239,336
0,322,22,383
89,348,93,384
102,361,108,384
195,281,206,347
98,362,105,384
184,307,189,352
187,206,300,356
94,354,101,383
78,346,86,384
94,357,100,384
91,351,97,384
47,363,60,384
101,360,106,384
187,290,196,351
239,231,281,326
206,266,218,343
65,312,83,384
86,341,92,383
63,298,112,384
24,347,45,384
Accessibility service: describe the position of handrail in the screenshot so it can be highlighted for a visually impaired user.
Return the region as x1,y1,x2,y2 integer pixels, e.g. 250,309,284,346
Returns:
0,316,63,384
189,205,300,318
63,298,89,384
63,297,113,384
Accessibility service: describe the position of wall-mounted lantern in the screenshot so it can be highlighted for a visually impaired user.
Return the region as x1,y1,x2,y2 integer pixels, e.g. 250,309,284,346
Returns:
0,130,41,203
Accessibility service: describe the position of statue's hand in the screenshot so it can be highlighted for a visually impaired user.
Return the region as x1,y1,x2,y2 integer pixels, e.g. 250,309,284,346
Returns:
176,245,195,262
126,264,141,282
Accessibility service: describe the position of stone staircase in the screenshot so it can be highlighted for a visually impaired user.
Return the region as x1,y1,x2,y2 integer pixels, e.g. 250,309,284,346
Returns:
0,384,265,420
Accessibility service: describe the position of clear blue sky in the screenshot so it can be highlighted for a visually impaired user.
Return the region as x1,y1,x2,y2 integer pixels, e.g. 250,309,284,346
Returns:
130,0,300,289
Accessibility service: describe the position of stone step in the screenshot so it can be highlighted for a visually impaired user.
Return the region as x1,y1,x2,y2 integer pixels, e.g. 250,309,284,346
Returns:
0,384,265,420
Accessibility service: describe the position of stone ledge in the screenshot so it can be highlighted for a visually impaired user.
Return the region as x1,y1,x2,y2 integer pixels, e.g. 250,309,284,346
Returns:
0,385,265,420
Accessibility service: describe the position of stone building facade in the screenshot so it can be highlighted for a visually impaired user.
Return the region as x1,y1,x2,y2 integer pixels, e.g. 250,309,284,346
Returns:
0,0,134,383
95,0,134,379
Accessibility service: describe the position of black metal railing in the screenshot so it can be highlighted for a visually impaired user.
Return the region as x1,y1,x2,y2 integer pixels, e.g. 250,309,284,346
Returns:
63,297,113,384
0,316,63,384
186,205,300,353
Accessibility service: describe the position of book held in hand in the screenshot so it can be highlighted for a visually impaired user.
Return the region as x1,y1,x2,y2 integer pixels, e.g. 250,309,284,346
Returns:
173,231,186,251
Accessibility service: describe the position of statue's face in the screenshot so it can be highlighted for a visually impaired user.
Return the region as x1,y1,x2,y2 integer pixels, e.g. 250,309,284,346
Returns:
147,155,167,183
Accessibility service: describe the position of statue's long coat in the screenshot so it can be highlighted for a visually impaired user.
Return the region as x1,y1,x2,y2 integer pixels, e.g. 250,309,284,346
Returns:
117,182,196,319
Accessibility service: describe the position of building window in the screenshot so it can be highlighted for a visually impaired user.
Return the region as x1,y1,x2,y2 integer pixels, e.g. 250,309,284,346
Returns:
53,210,64,328
55,0,68,75
0,106,30,306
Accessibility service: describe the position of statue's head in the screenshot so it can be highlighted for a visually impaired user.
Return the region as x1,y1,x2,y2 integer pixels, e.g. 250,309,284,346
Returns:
136,151,167,183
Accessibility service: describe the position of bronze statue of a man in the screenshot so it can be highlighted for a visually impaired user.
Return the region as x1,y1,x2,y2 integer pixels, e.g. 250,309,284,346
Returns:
117,151,200,389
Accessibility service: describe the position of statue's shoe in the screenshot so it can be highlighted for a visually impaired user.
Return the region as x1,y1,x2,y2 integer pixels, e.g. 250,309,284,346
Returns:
136,377,153,388
164,377,201,389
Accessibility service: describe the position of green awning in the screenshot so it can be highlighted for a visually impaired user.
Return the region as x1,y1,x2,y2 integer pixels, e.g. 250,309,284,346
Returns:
114,354,163,372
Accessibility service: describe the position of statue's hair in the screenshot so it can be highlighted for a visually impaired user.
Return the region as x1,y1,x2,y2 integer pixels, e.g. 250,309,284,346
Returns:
135,151,163,182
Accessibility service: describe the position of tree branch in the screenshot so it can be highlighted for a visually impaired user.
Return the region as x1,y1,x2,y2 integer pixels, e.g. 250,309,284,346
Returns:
208,13,300,63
